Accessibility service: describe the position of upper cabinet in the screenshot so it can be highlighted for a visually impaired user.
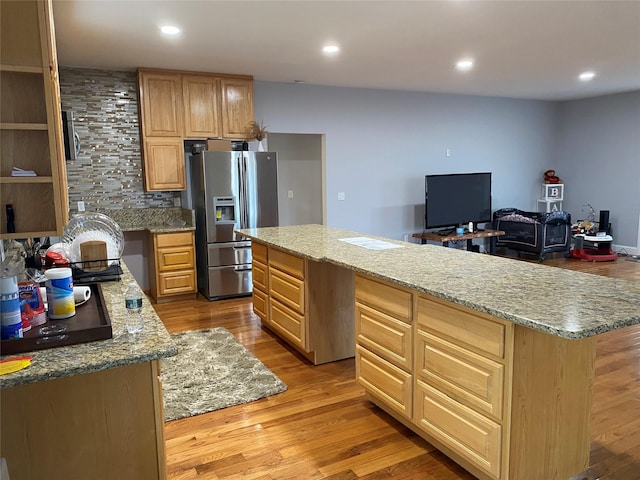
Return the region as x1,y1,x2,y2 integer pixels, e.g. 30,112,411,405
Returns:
137,68,254,191
220,77,255,139
0,0,69,239
182,74,220,139
139,72,183,137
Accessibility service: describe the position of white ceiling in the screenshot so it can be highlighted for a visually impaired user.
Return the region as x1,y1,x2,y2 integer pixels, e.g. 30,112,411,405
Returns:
53,0,640,101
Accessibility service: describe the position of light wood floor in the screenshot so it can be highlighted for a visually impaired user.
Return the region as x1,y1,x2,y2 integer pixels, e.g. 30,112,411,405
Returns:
154,254,640,480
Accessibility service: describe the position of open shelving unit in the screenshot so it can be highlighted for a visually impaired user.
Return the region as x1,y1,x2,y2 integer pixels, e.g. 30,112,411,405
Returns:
0,0,68,239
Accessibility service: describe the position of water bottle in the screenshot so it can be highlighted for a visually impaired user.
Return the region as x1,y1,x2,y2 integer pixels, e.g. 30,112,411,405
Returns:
124,282,144,334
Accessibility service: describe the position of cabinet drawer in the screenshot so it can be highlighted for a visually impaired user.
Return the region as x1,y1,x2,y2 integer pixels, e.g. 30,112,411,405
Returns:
252,287,268,323
417,295,507,360
356,302,412,371
269,248,304,280
269,299,306,350
355,275,412,322
158,270,196,296
416,330,505,419
269,268,304,314
252,259,268,291
156,232,193,248
415,381,502,478
157,246,194,272
356,346,412,419
253,242,268,264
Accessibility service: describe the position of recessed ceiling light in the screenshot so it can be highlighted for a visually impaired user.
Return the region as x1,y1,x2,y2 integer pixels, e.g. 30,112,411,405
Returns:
160,25,180,35
322,44,340,54
456,59,474,71
579,71,596,82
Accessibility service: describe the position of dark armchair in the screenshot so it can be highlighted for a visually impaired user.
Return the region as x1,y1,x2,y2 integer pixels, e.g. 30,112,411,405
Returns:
492,208,572,260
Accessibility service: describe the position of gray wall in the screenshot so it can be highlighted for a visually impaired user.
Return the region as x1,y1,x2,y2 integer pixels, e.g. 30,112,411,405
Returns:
254,81,559,240
555,91,640,250
268,133,324,226
59,68,639,252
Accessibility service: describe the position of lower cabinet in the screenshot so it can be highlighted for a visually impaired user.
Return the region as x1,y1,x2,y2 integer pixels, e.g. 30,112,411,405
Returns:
149,231,197,302
250,241,354,364
355,272,596,480
251,241,268,323
0,361,167,480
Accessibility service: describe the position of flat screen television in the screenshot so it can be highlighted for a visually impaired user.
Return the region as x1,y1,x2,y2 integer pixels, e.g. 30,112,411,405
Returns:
425,172,492,230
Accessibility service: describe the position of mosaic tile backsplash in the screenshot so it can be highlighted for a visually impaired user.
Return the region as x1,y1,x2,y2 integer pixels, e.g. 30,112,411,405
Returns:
59,67,179,212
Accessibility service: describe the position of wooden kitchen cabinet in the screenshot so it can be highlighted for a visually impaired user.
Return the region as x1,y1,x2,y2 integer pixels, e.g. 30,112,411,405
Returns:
148,231,197,303
220,77,255,139
0,0,68,239
143,137,186,191
182,74,221,139
414,295,512,479
251,241,269,323
251,242,354,364
355,274,414,418
354,272,596,480
138,71,183,137
137,68,254,191
1,360,167,480
268,247,307,350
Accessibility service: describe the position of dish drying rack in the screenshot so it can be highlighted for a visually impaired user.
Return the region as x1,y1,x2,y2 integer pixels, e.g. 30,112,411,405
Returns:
65,258,123,284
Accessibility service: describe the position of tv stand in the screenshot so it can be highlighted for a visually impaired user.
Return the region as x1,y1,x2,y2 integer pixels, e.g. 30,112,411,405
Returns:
435,228,456,236
413,229,505,254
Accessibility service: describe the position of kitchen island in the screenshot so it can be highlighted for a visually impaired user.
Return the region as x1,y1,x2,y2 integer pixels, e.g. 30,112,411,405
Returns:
0,263,176,480
237,224,640,480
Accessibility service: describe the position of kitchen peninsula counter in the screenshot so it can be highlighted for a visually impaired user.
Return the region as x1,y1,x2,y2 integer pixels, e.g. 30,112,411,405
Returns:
0,262,175,480
239,224,640,480
0,263,176,389
238,224,640,339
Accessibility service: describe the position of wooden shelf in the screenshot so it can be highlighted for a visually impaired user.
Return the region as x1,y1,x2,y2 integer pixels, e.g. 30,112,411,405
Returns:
0,176,54,183
0,122,48,130
0,0,68,239
0,64,44,74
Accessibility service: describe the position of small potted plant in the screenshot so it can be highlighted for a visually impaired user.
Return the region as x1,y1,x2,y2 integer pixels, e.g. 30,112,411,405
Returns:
247,120,268,151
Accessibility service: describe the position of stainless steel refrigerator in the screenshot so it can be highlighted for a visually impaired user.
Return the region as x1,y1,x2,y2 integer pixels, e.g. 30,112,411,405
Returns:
190,151,278,300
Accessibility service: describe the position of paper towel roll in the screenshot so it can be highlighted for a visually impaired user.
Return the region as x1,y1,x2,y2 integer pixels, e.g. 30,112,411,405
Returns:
73,286,91,304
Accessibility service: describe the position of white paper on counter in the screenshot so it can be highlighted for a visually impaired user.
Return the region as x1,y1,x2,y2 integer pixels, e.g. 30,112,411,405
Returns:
338,237,403,250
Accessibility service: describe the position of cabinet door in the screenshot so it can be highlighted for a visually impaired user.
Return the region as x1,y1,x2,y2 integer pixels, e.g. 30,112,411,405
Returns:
414,381,502,479
158,270,196,296
182,74,220,139
269,299,306,350
139,71,182,137
157,246,195,272
143,137,186,191
356,345,412,418
220,77,254,139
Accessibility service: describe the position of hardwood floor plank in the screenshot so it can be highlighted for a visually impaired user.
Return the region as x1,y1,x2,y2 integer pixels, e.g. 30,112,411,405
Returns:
155,255,640,479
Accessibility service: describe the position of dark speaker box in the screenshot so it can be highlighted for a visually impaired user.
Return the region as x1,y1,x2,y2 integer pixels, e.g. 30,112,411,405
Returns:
598,210,610,234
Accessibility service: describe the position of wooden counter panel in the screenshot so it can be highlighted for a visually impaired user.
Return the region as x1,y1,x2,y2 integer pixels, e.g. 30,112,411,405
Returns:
0,360,166,480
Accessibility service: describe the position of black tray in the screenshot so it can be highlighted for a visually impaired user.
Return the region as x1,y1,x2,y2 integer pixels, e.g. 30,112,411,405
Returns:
1,284,112,356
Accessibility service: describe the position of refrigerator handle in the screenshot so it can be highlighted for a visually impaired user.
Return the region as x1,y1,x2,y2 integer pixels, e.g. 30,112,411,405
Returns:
237,155,246,228
240,154,249,229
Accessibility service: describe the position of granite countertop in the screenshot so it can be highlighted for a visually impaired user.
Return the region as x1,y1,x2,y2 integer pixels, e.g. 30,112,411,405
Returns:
237,224,640,340
96,207,195,233
0,262,177,389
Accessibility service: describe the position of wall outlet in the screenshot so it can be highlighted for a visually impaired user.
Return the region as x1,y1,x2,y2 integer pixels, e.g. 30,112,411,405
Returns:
337,192,345,201
173,196,181,207
77,201,85,212
288,190,294,199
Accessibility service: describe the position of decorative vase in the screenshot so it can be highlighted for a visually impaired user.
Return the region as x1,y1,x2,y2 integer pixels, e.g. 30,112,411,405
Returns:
257,140,265,152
